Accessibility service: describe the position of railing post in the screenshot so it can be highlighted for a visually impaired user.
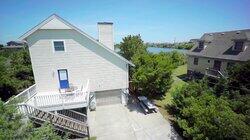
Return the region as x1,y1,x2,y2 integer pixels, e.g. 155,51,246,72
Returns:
34,96,37,107
87,126,90,140
27,89,30,99
62,95,64,109
49,113,53,123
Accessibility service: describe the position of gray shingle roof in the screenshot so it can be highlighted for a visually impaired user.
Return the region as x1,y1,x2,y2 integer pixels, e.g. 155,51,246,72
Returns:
187,29,250,61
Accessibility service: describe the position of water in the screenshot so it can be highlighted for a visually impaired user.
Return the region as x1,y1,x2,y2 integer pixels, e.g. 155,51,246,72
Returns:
147,47,187,54
115,47,187,54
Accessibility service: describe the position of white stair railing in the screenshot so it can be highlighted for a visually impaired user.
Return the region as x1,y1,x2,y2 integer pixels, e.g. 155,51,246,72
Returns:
5,84,37,104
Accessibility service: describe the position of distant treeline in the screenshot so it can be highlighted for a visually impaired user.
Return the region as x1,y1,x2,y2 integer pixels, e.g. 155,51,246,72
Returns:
145,42,194,50
115,42,194,50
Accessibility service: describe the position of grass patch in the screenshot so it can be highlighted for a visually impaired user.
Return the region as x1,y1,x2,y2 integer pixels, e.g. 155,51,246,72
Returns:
155,64,187,120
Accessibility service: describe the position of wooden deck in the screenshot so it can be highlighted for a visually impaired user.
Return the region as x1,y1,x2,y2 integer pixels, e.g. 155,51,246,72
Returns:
11,80,90,111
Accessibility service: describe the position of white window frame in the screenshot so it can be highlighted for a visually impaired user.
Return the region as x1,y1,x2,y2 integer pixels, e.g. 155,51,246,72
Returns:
52,40,66,53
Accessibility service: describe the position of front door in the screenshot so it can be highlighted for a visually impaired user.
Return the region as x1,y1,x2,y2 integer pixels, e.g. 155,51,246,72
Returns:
213,60,222,71
58,69,69,89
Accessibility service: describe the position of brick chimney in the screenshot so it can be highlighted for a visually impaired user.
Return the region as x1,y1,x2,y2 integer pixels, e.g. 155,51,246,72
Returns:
98,22,114,50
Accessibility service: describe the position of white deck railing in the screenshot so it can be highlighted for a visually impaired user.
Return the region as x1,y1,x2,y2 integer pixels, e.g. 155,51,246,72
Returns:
6,79,90,111
26,79,90,110
5,84,37,104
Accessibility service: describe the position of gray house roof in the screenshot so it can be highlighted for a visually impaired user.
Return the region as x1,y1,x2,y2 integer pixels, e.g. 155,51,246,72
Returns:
187,29,250,61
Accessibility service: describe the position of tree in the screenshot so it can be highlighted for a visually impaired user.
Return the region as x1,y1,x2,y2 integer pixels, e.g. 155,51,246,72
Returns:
174,42,194,50
0,44,4,49
131,52,174,97
119,35,147,61
227,60,250,94
0,99,66,139
223,61,250,130
172,81,249,139
0,49,34,101
27,123,64,140
9,49,34,89
164,51,186,67
0,99,27,139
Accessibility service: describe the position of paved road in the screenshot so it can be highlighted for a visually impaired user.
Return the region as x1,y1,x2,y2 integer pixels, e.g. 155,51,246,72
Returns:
88,103,181,140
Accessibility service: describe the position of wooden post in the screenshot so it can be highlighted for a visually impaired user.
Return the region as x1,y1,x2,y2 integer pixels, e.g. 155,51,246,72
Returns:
87,126,90,140
49,113,52,123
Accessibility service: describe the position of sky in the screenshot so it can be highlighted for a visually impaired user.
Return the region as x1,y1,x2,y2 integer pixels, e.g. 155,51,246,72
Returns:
0,0,250,44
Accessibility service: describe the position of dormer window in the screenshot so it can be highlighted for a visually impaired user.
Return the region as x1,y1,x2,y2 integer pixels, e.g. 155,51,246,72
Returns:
233,41,244,51
198,41,204,49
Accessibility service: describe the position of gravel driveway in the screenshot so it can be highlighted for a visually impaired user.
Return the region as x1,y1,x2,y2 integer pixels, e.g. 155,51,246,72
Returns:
88,103,181,140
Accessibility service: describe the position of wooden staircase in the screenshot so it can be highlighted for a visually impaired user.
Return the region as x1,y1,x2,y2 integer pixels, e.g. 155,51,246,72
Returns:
58,109,87,123
19,104,89,138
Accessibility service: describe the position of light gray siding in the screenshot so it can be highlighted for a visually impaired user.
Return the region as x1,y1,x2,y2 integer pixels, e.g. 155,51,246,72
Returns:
27,29,128,93
187,55,236,74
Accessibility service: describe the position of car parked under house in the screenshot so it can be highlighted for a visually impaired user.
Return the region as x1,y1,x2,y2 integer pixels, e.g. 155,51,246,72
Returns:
15,14,134,138
187,29,250,79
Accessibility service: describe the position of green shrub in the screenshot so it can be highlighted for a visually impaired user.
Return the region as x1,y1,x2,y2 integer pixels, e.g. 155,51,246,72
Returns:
172,81,249,139
0,99,67,139
131,52,174,97
118,35,147,61
0,49,34,101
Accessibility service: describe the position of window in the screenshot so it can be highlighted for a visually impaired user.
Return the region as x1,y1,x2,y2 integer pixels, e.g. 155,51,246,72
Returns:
208,60,210,63
198,41,204,49
194,58,199,65
53,41,65,52
233,41,244,51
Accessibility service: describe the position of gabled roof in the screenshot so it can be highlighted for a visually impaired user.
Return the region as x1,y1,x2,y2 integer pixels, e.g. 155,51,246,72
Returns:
19,14,134,66
187,29,250,61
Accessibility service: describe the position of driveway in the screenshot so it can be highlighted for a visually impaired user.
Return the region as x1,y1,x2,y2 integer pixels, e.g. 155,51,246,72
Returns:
88,103,181,140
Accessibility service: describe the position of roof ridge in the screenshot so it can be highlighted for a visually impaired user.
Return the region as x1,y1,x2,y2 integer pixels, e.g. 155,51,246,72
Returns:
204,29,250,34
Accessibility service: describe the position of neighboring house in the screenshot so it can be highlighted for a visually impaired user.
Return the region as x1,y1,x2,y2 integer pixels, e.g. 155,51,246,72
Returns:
7,41,26,46
14,14,134,137
2,45,25,49
1,41,26,49
187,29,250,78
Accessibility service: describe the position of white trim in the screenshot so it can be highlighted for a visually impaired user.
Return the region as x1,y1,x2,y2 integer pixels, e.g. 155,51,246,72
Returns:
52,40,66,53
19,14,134,66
